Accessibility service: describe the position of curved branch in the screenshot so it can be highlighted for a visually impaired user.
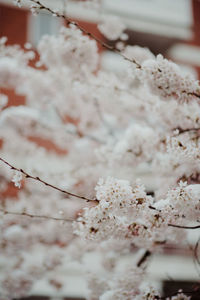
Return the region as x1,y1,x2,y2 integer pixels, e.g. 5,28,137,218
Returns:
0,157,97,203
0,209,74,222
168,223,200,229
1,158,200,229
174,127,200,135
149,206,200,230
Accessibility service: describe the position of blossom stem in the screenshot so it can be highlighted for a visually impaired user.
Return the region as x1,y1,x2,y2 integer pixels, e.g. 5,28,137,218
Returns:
0,157,96,202
168,223,200,229
0,209,74,222
137,250,151,267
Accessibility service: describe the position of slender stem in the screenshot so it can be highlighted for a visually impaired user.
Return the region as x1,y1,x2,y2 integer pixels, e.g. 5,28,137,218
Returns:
149,206,200,230
168,223,200,229
0,157,97,203
1,157,200,229
137,250,151,267
0,209,74,222
174,127,200,135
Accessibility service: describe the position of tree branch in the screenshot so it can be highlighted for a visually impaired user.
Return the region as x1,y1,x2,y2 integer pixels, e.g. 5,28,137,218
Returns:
168,223,200,229
174,127,200,135
149,206,200,230
0,157,97,203
137,250,151,267
1,158,200,229
0,208,74,222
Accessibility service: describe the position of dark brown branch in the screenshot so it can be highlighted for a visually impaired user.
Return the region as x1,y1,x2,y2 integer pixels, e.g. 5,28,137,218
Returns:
0,157,97,203
0,209,74,222
178,172,200,185
174,127,200,135
188,91,200,99
137,250,151,267
149,206,200,230
1,157,200,229
148,205,160,211
168,223,200,229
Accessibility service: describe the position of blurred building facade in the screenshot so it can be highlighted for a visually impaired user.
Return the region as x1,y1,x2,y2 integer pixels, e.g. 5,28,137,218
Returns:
1,0,200,75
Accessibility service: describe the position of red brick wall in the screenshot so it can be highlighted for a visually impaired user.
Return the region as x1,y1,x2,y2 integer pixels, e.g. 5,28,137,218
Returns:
0,4,28,46
0,4,28,107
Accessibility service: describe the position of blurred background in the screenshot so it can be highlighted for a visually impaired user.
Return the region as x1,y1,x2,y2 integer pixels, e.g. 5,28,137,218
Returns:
1,0,200,105
0,0,200,299
1,1,200,71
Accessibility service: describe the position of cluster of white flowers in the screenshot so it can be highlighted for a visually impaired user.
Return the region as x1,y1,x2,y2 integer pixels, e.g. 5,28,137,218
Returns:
0,1,200,299
30,4,41,16
159,182,200,221
0,37,34,89
97,15,126,40
74,177,191,249
1,270,33,299
11,170,23,188
97,123,160,165
137,54,200,101
38,25,98,73
99,266,145,300
74,177,137,241
166,132,200,164
13,0,22,8
123,45,155,64
86,265,192,300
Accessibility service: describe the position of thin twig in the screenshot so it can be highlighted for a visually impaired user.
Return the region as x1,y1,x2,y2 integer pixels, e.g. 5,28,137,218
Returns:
137,250,151,267
0,209,74,222
1,157,200,229
0,157,97,202
178,172,200,185
149,206,200,230
168,223,200,229
174,127,200,135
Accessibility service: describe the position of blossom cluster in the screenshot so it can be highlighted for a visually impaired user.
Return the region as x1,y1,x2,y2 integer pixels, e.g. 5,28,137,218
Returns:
74,177,199,250
0,1,200,299
136,54,200,101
